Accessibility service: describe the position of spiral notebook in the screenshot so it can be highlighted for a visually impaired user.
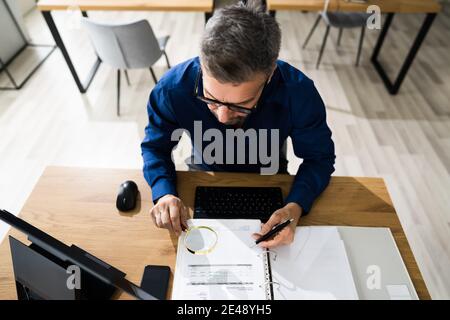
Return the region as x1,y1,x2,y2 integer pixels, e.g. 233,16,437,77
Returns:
172,219,358,300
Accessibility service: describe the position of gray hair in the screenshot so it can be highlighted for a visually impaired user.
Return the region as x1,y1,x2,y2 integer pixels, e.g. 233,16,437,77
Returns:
200,0,281,83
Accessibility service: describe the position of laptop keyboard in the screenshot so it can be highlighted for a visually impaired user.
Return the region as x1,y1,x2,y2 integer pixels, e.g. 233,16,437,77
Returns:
194,186,284,221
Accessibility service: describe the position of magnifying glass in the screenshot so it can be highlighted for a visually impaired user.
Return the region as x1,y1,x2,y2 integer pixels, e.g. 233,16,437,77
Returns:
184,226,218,255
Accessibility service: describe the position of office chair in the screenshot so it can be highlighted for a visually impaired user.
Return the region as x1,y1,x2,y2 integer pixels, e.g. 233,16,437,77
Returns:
302,0,370,69
82,18,171,116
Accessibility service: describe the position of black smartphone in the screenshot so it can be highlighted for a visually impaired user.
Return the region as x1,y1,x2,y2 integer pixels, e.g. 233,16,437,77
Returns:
140,265,171,300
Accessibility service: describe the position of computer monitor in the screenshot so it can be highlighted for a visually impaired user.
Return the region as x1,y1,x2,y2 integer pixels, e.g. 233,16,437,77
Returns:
0,209,156,300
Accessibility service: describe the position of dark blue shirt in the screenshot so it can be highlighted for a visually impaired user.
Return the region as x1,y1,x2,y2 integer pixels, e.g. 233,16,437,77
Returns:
141,57,335,213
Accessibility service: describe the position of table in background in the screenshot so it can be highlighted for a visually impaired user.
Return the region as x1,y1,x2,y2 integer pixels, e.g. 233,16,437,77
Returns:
267,0,442,94
36,0,213,93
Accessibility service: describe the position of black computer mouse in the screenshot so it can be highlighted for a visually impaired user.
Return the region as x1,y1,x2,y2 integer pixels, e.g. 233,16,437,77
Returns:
116,180,139,212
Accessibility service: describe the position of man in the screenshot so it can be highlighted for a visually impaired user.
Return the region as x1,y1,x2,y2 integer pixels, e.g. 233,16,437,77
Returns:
141,0,335,248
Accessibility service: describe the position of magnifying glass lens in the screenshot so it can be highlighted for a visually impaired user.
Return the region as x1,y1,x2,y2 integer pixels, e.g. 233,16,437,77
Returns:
184,226,218,255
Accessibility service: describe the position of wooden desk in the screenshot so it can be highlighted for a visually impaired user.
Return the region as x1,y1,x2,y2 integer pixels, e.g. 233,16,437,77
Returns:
36,0,213,94
0,166,430,299
267,0,441,13
38,0,213,12
268,0,441,95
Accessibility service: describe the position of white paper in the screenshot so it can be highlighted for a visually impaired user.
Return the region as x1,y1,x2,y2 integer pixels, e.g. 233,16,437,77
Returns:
271,226,359,300
173,222,359,300
172,219,267,300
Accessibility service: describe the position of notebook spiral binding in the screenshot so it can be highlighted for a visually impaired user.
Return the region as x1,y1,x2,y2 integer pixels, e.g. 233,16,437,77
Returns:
257,250,277,261
259,281,280,290
261,249,276,300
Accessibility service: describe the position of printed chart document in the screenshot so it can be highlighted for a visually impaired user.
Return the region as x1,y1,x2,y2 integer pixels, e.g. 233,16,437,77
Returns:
172,219,359,300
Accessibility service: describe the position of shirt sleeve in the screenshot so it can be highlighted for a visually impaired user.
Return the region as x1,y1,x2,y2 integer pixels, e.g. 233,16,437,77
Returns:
285,79,336,214
141,84,180,203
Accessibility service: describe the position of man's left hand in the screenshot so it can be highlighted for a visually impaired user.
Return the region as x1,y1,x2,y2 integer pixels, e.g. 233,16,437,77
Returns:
252,202,302,249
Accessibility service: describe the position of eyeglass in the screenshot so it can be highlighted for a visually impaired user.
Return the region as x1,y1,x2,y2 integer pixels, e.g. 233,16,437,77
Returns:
193,69,267,115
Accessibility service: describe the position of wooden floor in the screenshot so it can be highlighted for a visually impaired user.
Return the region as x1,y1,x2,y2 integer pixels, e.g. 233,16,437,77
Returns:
0,6,449,298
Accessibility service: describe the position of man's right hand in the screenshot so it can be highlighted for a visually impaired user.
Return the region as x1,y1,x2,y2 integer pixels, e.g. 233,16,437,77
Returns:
150,194,188,236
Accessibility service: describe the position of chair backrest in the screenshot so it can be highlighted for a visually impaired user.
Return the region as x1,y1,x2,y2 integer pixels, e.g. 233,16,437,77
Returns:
81,18,162,69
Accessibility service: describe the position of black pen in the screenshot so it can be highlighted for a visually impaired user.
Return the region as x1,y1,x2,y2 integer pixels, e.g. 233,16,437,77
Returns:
252,218,294,247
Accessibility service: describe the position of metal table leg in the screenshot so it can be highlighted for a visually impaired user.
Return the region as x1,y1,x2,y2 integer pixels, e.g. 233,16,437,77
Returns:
371,13,437,95
41,10,101,94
